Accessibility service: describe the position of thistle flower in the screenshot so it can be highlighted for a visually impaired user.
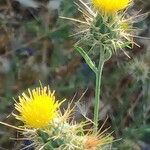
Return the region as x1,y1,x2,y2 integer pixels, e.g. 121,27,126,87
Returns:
60,0,137,57
14,86,63,129
92,0,131,13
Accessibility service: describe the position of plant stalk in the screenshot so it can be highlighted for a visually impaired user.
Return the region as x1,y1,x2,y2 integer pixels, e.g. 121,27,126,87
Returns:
94,51,105,132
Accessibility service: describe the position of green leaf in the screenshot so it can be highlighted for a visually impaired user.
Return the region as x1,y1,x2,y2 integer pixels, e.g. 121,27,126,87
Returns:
74,46,98,74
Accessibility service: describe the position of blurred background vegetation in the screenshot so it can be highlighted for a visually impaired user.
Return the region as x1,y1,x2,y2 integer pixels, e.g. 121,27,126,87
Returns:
0,0,149,149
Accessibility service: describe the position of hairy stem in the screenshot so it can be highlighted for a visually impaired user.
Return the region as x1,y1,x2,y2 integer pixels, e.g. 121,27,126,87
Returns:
94,51,105,132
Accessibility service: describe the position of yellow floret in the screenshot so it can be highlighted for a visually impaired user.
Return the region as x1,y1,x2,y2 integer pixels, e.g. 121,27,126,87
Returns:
14,86,62,129
92,0,130,13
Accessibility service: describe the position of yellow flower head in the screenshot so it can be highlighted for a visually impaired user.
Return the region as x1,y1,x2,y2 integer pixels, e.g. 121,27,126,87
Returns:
92,0,130,13
14,86,62,129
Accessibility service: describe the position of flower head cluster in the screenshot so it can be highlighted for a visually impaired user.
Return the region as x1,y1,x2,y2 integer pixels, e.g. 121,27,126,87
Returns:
92,0,130,13
14,86,62,128
14,86,113,149
0,84,114,149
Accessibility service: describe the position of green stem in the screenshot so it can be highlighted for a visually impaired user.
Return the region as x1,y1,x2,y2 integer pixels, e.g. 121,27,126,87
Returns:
94,51,105,132
75,46,108,132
